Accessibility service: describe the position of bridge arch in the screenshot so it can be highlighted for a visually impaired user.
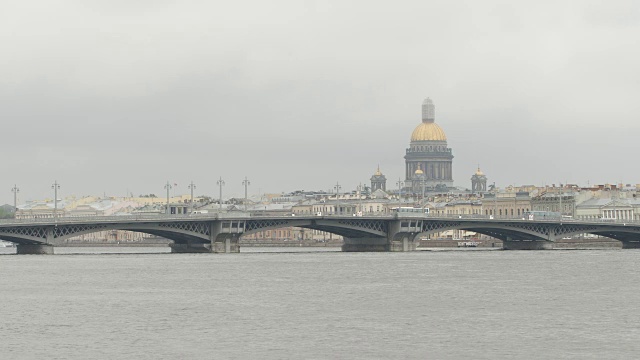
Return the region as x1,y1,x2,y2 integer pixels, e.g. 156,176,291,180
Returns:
418,221,552,241
0,231,47,245
0,221,214,246
56,222,212,244
242,218,388,239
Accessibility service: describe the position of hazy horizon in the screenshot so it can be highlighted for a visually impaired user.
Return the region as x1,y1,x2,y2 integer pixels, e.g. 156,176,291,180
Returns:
2,1,639,205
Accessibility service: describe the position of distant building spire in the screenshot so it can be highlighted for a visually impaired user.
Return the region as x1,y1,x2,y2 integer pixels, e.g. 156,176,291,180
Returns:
422,98,435,123
370,166,387,192
471,166,487,194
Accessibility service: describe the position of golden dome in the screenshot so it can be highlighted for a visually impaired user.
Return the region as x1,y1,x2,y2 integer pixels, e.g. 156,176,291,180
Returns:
475,167,484,176
414,168,424,175
410,122,447,141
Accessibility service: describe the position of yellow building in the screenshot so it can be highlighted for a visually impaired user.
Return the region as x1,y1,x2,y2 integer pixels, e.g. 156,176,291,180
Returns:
481,192,531,218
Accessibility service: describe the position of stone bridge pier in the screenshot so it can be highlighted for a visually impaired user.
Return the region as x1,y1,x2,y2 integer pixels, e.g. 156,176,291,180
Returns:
211,234,241,253
169,241,212,253
622,241,640,249
169,220,241,254
502,239,553,250
341,234,420,252
342,237,389,252
17,244,55,254
342,219,421,252
11,226,56,254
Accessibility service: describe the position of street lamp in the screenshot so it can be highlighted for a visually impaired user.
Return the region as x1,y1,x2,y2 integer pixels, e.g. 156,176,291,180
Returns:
357,182,364,214
52,181,60,221
334,182,341,215
396,178,404,202
421,175,426,207
217,177,225,210
242,177,250,212
11,184,19,214
559,187,562,218
164,181,172,215
188,181,196,214
492,183,498,218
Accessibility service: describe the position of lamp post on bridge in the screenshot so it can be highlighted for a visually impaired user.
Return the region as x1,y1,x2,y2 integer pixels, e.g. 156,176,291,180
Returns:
242,177,250,212
334,182,341,215
188,181,196,214
556,183,563,219
164,181,172,215
217,177,225,210
421,175,426,208
396,178,404,203
51,181,60,222
357,182,364,215
494,183,497,218
11,184,19,215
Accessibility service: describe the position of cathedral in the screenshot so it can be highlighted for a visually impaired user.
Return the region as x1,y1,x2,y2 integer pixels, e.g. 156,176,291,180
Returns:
370,98,487,195
404,98,454,192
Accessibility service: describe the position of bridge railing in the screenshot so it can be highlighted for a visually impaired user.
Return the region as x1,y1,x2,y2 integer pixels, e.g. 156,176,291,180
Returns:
0,213,220,225
1,212,637,226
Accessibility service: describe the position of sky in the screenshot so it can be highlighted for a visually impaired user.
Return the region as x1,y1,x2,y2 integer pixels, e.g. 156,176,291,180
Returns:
1,0,639,205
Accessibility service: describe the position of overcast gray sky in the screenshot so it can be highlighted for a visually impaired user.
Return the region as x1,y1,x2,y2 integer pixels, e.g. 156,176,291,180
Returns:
2,0,639,205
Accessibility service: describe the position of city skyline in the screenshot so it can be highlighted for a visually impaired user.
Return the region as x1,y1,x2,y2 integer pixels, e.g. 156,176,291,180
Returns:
2,1,639,205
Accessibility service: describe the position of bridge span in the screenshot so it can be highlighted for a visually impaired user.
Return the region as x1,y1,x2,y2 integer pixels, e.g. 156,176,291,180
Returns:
1,213,640,254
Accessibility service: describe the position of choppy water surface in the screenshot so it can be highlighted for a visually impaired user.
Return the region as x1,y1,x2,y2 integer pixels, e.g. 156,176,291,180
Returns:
1,248,639,359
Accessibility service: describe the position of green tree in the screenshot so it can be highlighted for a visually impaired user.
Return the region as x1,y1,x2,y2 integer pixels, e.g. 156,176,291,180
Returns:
0,208,14,219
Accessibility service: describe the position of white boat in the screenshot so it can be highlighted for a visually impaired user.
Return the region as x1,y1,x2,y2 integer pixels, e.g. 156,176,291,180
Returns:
457,241,479,248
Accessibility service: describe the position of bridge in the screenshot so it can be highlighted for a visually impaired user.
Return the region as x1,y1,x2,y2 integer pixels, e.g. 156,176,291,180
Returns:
1,213,640,254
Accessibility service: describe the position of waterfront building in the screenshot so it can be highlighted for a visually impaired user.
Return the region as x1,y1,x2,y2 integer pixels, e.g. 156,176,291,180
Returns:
65,229,155,244
311,200,358,216
574,189,640,221
370,189,389,199
428,200,484,217
531,192,579,218
404,98,454,192
481,191,531,218
167,203,190,215
132,194,203,206
291,201,314,215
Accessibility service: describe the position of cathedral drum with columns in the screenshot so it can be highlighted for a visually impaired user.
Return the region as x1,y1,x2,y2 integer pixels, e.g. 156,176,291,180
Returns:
404,98,454,192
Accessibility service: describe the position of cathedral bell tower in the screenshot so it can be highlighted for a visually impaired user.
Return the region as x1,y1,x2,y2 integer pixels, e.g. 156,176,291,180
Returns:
471,167,487,194
370,166,387,192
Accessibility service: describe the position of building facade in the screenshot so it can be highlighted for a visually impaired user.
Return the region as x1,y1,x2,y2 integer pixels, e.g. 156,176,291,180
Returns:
481,192,531,218
531,193,577,217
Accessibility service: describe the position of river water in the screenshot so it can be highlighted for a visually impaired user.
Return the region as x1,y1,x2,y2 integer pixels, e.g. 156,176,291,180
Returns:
1,247,639,359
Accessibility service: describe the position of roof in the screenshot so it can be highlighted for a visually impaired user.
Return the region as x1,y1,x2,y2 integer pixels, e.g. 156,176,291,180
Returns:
576,198,640,208
410,122,447,142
